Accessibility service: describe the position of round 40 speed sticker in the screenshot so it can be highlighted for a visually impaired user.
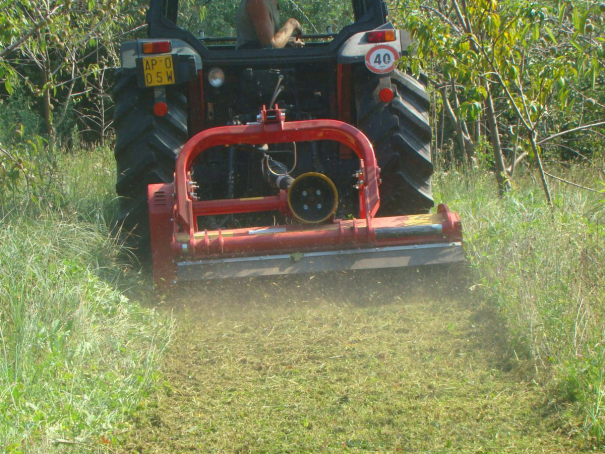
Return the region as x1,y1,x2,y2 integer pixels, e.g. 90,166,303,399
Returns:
365,44,398,74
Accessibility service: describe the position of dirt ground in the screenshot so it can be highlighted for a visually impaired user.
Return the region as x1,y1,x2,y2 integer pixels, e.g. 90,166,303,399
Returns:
116,267,580,453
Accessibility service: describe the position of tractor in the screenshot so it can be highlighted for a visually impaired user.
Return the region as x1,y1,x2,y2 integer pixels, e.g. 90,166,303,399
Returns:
113,0,463,287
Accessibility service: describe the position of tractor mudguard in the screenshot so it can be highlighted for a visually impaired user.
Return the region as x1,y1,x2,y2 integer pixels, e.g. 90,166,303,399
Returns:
336,23,413,64
120,39,202,71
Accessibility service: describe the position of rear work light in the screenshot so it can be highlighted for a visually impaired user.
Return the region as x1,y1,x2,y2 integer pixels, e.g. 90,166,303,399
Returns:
366,30,396,43
142,41,172,54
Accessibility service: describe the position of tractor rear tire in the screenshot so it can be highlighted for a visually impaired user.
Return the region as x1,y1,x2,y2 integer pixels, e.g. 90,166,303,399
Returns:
354,68,434,215
113,70,188,255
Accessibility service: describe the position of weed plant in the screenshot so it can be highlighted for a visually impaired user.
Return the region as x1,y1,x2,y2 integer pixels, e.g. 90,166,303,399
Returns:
436,166,605,446
0,146,171,452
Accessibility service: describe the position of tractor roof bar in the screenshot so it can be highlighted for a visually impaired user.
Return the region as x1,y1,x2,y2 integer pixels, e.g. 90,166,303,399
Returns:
174,107,380,234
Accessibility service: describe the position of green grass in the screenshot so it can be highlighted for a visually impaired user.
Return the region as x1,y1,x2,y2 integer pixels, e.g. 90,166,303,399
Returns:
0,146,172,453
436,167,605,447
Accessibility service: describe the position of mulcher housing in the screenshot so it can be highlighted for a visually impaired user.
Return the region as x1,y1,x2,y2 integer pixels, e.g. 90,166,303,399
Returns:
114,0,464,287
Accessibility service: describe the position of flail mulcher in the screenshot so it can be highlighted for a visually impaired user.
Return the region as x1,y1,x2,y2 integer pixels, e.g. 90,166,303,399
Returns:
114,0,464,287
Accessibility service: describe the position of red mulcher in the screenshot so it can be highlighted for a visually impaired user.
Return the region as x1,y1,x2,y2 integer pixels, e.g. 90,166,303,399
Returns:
148,106,463,287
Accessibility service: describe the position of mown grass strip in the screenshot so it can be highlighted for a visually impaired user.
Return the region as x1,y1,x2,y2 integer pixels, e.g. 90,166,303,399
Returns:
119,270,579,453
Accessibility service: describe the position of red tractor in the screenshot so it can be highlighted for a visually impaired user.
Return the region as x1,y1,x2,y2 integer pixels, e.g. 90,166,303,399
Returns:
113,0,463,286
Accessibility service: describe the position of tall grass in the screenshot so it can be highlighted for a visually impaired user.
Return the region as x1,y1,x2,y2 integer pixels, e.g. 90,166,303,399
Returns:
437,167,605,446
0,146,171,452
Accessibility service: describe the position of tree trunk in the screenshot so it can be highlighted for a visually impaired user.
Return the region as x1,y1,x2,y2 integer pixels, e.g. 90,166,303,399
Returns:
43,87,56,152
484,81,510,195
445,88,467,164
529,131,553,208
440,85,475,166
450,83,475,164
43,57,55,152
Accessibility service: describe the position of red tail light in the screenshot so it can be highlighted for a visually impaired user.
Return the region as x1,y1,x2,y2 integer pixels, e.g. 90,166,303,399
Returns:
366,30,396,43
142,41,172,54
154,102,168,117
379,88,394,103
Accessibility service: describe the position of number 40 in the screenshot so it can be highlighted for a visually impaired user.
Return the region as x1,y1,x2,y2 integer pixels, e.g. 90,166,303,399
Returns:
374,52,392,65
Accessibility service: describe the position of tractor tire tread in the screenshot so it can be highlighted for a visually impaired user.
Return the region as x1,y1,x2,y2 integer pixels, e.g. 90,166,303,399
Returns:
354,67,434,215
113,71,188,253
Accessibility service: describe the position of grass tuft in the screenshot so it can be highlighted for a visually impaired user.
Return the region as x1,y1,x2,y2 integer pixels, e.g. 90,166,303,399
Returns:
436,167,605,446
0,146,171,452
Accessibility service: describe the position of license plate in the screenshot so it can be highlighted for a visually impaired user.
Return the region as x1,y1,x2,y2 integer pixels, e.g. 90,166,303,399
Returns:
143,55,175,87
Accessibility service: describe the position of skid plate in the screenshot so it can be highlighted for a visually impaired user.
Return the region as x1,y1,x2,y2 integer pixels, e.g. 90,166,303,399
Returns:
177,242,463,281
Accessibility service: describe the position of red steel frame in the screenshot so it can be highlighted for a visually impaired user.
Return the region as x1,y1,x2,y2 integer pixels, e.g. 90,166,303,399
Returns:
175,106,379,231
148,106,462,286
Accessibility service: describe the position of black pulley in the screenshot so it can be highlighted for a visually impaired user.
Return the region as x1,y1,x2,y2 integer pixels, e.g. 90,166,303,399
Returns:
287,172,338,223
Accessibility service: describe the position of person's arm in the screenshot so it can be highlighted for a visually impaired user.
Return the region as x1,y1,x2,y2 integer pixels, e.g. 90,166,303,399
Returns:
246,0,302,48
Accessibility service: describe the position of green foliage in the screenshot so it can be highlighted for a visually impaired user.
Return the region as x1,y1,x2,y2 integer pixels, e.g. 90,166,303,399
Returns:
0,87,53,207
179,0,353,37
437,167,605,446
0,0,145,89
398,0,605,184
0,88,50,206
0,0,148,149
0,147,171,451
0,134,56,210
402,0,603,117
0,86,45,141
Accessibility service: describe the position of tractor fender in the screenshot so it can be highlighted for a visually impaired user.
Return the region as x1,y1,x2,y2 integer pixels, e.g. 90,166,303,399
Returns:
120,38,202,71
336,23,412,64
